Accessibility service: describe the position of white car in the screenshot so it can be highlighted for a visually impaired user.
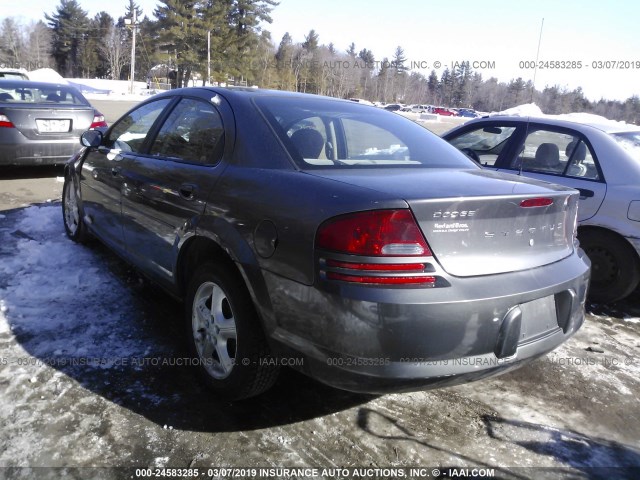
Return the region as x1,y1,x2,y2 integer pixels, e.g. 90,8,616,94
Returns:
444,114,640,303
0,68,29,80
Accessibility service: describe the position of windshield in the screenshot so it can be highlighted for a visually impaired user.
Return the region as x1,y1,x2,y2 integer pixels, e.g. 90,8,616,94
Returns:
255,96,477,169
611,132,640,161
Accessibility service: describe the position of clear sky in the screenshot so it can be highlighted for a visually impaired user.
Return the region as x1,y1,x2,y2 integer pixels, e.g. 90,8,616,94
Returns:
3,0,639,101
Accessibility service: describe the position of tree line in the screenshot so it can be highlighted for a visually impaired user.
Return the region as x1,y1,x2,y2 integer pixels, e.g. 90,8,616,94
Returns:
1,0,638,124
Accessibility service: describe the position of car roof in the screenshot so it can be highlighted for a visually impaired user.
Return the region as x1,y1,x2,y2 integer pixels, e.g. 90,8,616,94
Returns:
0,79,78,90
167,85,355,103
470,114,640,135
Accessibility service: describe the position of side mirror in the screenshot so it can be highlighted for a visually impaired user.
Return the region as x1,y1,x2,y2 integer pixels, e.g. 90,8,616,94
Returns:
81,130,103,148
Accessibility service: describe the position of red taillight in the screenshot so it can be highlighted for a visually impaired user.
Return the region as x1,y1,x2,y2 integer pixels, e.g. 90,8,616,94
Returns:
326,272,436,285
317,210,437,286
90,111,108,129
326,260,426,271
316,209,431,256
0,114,15,128
520,197,553,208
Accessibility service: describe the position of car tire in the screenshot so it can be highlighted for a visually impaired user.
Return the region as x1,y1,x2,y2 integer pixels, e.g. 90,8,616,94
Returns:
579,229,640,303
185,262,279,400
62,175,89,243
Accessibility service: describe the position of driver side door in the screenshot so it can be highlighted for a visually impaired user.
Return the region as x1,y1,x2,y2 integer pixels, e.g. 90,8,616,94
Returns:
79,98,173,253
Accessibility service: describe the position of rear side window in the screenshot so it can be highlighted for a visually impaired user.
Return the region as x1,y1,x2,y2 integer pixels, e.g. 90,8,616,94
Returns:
513,129,600,181
255,96,476,169
107,98,172,154
149,98,225,165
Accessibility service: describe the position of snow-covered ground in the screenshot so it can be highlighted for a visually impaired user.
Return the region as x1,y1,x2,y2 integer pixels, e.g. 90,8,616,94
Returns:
0,75,638,474
0,204,639,475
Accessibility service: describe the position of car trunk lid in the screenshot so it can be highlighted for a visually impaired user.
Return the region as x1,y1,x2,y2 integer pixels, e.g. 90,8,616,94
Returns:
409,192,577,276
306,168,579,277
1,105,94,140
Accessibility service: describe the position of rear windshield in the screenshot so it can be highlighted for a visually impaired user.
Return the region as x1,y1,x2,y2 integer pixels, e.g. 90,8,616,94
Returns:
0,71,28,80
254,96,476,169
0,83,89,105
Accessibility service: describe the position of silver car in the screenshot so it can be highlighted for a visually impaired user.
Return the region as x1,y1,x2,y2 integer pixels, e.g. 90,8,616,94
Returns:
63,88,590,399
0,79,107,166
444,116,640,303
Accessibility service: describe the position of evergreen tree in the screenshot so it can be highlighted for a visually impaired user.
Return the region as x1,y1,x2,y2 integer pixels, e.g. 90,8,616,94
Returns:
46,0,90,77
275,32,295,90
427,69,439,103
392,45,407,74
302,29,319,51
154,0,202,87
346,42,356,57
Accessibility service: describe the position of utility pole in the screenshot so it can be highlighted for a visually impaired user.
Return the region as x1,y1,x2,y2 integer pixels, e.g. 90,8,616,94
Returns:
125,11,139,94
207,30,211,86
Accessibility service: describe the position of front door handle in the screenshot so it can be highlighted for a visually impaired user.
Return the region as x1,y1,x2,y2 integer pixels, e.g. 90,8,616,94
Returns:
179,183,197,200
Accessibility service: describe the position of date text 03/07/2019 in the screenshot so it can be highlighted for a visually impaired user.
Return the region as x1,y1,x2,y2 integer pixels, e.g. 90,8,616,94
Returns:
134,467,497,478
518,60,640,69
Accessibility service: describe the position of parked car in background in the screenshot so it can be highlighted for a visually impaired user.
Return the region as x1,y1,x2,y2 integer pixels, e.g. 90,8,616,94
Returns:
444,115,640,303
383,103,403,111
0,68,29,80
0,80,107,166
406,104,430,113
63,87,589,399
433,107,457,116
458,108,479,118
348,98,374,106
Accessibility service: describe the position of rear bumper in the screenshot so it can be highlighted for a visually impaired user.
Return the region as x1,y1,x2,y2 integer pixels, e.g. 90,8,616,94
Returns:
262,249,591,393
0,140,80,166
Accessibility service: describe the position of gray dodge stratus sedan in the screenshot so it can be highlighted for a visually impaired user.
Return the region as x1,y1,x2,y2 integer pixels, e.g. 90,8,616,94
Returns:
62,87,590,399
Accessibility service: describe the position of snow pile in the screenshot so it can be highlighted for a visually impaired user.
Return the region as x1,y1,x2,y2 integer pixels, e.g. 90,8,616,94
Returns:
27,68,68,84
491,103,638,131
27,68,153,100
493,103,544,117
67,78,151,100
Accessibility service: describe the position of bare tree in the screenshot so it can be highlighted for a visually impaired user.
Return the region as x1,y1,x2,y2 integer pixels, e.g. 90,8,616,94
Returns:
25,21,54,69
0,18,24,67
99,24,129,80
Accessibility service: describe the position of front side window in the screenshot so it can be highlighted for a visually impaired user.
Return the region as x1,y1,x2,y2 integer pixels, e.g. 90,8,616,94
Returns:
149,98,225,165
448,125,517,166
255,96,476,169
107,98,172,153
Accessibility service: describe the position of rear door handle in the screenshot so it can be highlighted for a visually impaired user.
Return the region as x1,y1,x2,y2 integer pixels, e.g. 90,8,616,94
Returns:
179,183,197,200
577,188,594,199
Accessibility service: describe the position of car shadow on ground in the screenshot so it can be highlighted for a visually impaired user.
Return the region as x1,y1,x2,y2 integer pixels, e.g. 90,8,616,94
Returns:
482,415,640,478
357,407,640,479
0,204,375,433
0,165,64,180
